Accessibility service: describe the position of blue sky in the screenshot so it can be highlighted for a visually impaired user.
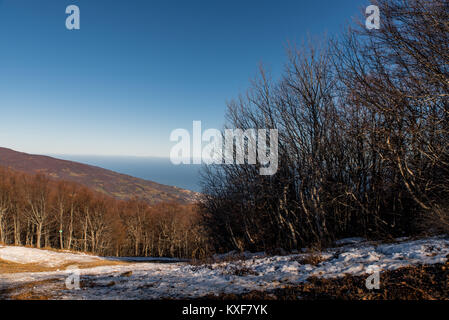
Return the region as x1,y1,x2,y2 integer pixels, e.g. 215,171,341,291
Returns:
0,0,366,157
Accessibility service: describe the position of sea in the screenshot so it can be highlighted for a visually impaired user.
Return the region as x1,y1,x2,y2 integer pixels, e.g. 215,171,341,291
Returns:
51,155,203,192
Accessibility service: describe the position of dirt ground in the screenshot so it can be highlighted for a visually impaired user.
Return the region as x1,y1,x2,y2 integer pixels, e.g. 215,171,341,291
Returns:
204,261,449,300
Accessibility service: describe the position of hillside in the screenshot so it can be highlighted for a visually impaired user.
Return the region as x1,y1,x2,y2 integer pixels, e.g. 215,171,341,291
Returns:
0,147,198,204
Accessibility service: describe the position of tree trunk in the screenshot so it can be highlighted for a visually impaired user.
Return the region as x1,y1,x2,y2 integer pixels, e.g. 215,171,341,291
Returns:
59,222,64,250
0,215,4,244
36,223,42,248
13,215,20,245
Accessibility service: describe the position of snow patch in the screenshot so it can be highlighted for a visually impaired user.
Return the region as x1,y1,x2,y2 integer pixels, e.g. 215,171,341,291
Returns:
0,246,102,267
0,236,448,299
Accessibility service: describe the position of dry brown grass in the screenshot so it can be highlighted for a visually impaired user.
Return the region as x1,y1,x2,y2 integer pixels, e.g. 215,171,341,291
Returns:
0,279,62,300
0,258,128,274
0,259,49,274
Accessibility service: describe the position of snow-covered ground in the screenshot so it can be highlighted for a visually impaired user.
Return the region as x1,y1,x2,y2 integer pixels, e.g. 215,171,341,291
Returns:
0,245,102,267
0,245,184,267
0,236,448,299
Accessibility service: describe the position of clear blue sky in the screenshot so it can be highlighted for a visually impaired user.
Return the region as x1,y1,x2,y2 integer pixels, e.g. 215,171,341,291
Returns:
0,0,366,157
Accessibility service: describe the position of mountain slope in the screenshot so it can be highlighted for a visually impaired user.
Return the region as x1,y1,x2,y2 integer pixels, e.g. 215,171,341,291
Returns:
0,147,198,204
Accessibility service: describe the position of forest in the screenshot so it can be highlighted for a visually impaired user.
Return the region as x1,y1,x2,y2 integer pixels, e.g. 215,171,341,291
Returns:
0,167,209,258
0,0,448,259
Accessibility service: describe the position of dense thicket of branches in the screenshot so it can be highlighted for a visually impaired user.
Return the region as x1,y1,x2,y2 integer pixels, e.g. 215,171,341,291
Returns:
201,0,449,253
0,168,208,259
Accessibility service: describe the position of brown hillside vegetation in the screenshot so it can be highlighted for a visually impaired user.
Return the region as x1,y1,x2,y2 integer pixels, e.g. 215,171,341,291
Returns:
0,147,198,204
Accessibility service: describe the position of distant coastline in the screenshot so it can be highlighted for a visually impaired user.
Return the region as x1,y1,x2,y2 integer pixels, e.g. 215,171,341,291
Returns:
49,154,202,192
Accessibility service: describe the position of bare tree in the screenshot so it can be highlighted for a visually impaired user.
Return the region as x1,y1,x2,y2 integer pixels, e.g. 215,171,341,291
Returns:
23,174,51,248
